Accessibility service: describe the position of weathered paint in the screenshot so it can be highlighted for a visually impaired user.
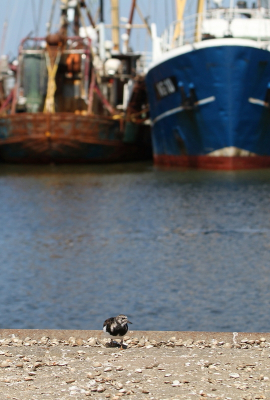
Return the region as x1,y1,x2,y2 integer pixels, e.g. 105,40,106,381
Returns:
154,154,270,170
146,39,270,170
0,113,152,163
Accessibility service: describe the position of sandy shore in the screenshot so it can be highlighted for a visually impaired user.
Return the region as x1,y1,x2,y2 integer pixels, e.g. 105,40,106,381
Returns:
0,330,269,399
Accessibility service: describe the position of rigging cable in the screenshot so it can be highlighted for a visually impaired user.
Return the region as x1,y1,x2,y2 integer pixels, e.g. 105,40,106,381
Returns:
87,0,98,24
135,2,151,36
2,0,14,22
0,20,8,61
136,0,140,53
47,0,58,35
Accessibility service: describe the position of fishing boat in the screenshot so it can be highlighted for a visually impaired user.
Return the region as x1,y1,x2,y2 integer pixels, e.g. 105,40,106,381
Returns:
146,0,270,169
0,0,151,163
0,55,16,114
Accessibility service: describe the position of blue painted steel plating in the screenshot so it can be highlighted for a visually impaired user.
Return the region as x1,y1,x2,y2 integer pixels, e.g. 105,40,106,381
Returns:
146,41,270,158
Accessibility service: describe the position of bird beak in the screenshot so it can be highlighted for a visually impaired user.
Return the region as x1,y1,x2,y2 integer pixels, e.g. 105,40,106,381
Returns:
128,320,132,324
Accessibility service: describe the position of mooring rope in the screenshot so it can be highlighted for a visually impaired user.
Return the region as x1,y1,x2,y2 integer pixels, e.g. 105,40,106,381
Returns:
43,48,62,113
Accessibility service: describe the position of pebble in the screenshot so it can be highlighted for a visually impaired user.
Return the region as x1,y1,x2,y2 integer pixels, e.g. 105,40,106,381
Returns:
115,382,123,389
0,361,10,368
69,385,85,394
0,339,11,346
184,339,194,346
58,361,68,366
0,335,266,350
229,373,240,378
40,336,48,344
88,338,97,346
138,339,146,347
93,362,102,367
87,379,97,387
0,334,269,400
16,363,23,368
68,337,77,346
175,340,184,346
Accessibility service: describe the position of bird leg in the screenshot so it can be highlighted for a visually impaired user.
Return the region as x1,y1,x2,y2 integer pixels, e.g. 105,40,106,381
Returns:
120,338,123,350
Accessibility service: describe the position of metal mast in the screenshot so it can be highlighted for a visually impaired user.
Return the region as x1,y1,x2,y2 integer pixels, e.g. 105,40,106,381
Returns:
100,0,104,22
174,0,187,43
111,0,120,51
99,0,105,60
60,0,69,37
47,0,58,35
175,0,187,20
124,0,136,52
195,0,205,42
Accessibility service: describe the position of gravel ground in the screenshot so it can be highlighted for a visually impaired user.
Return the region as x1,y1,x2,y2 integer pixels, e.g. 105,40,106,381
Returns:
0,331,269,400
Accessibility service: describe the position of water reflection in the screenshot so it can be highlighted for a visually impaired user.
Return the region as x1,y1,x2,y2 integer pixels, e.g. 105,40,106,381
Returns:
0,163,270,331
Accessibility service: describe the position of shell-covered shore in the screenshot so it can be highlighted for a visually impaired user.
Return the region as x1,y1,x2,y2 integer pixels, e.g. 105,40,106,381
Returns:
0,330,269,399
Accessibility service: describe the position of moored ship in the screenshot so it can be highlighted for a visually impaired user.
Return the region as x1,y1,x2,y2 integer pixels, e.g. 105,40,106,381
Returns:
0,0,151,163
146,0,270,169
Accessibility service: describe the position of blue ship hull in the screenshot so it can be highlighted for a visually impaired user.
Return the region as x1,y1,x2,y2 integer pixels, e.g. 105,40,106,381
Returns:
146,38,270,169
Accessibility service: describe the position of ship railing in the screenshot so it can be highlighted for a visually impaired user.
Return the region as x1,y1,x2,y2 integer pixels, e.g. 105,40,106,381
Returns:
160,7,270,52
136,51,153,73
19,36,92,51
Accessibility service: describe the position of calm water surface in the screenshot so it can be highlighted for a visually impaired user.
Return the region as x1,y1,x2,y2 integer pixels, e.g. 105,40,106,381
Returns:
0,163,270,332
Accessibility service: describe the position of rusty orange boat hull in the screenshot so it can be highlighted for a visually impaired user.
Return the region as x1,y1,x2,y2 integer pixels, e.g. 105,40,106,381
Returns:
0,113,152,163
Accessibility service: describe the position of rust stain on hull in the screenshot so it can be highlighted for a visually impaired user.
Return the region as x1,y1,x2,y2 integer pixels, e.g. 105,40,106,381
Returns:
0,113,152,163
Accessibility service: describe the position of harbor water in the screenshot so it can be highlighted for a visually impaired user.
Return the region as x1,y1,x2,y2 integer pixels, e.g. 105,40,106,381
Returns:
0,162,270,332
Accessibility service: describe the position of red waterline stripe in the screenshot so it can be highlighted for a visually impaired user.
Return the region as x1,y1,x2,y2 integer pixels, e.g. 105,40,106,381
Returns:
154,155,270,170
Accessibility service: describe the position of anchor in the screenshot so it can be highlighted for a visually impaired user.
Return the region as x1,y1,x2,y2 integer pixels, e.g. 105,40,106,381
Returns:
178,82,198,110
248,82,270,108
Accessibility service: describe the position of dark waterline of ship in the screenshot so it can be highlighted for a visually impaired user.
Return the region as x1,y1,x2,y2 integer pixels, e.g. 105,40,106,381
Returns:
0,162,270,332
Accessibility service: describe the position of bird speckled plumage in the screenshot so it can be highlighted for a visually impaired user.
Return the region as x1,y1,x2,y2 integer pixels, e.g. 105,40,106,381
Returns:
103,314,132,349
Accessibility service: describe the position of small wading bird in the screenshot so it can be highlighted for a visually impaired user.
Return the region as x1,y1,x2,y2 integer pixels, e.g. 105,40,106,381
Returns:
103,314,132,349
